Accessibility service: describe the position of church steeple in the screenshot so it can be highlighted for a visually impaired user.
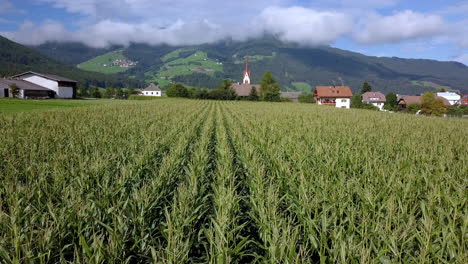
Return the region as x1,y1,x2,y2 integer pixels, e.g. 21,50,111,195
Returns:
243,56,251,84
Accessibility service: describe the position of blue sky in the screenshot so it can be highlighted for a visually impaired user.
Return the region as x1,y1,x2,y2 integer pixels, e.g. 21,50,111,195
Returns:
1,0,467,65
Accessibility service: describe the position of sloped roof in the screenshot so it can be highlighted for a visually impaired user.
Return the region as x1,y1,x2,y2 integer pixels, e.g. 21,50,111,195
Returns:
314,86,353,98
142,83,161,91
0,79,53,91
280,92,302,99
398,96,451,106
362,91,386,103
232,83,260,97
11,71,77,83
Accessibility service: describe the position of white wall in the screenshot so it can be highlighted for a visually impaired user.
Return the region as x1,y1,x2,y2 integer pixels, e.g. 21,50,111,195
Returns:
0,88,4,97
336,98,350,109
142,91,161,96
23,76,73,98
372,102,384,110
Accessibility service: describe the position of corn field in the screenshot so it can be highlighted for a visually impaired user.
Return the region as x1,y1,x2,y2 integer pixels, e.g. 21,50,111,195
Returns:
0,99,467,263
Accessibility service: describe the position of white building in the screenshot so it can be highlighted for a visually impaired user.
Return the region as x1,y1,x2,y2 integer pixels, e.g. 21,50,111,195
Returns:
313,86,353,109
141,83,162,96
436,92,461,105
362,91,387,111
0,72,77,99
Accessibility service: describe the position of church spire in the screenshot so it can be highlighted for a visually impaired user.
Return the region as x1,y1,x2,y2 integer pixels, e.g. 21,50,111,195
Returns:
243,56,251,84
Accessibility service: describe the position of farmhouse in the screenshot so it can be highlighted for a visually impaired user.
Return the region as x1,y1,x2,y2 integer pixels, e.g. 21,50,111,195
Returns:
141,83,162,96
362,91,386,110
0,72,77,99
436,92,461,105
398,95,450,109
313,86,353,109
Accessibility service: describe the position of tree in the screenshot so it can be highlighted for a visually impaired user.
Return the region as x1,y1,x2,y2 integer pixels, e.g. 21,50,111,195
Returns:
91,88,102,98
361,81,372,94
166,83,189,98
421,92,447,116
260,71,281,102
248,86,259,101
116,88,124,99
104,87,116,98
384,92,398,111
9,83,20,98
218,80,237,100
351,93,363,108
298,93,315,103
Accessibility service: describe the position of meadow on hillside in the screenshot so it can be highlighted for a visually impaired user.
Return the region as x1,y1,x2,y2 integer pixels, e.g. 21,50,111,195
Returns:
0,99,466,263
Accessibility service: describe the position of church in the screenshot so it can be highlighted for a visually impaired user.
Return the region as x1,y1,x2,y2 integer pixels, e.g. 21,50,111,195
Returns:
232,57,261,97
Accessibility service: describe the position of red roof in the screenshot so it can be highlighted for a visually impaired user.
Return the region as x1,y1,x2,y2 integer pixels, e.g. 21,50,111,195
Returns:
461,95,468,105
314,86,353,98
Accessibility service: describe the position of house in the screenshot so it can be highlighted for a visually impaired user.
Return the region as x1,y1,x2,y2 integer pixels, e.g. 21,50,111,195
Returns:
280,92,302,102
232,57,262,98
141,83,162,96
398,95,450,109
362,91,386,110
461,95,468,106
436,92,461,105
313,86,353,109
10,72,77,98
0,77,67,99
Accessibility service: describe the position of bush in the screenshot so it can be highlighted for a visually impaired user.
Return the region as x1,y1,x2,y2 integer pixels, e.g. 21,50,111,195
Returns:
298,94,315,103
166,84,189,98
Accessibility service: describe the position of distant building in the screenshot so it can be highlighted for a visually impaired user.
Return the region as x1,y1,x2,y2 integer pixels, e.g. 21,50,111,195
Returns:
397,95,450,109
232,57,261,98
313,86,353,109
461,95,468,106
0,71,77,99
280,92,302,102
141,83,161,96
362,91,386,110
436,92,461,105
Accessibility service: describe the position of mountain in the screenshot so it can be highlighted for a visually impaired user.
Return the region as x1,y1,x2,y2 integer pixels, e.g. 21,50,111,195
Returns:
32,38,468,94
0,36,143,89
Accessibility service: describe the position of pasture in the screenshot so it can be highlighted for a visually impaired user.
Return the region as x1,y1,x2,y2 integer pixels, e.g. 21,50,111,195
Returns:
0,98,112,114
0,99,466,263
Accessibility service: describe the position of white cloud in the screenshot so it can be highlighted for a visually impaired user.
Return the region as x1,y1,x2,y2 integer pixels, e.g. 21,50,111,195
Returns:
453,54,468,66
354,10,446,44
255,7,352,45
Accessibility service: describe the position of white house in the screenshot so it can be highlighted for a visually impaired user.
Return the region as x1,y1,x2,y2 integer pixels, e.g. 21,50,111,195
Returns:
141,83,162,96
0,78,60,99
436,92,461,105
313,86,353,109
9,72,77,99
362,91,386,111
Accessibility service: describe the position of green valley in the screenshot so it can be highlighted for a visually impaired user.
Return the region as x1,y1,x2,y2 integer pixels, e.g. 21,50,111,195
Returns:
145,49,223,87
78,50,137,74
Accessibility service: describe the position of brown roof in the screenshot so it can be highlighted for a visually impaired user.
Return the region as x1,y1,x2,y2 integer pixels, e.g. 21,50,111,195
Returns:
362,91,386,103
314,86,353,98
142,83,161,92
232,83,260,97
398,96,451,106
461,95,468,105
11,71,77,83
0,79,53,91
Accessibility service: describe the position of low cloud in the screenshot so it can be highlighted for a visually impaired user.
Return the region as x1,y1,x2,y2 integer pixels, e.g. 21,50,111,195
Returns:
255,7,352,45
454,54,468,66
354,10,446,44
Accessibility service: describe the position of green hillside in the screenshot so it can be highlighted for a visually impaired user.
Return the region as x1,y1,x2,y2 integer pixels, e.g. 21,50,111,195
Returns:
78,50,136,74
145,49,223,87
32,38,468,93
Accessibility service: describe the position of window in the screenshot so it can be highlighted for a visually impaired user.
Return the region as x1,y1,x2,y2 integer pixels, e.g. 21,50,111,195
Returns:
341,99,347,102
151,92,153,95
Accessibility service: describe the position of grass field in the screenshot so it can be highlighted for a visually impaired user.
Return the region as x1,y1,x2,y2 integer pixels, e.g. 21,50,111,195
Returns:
411,80,451,91
78,50,133,74
146,50,223,87
0,99,466,263
0,98,112,113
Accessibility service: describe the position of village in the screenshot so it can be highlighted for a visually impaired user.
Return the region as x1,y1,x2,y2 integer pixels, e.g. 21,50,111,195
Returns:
1,58,468,117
